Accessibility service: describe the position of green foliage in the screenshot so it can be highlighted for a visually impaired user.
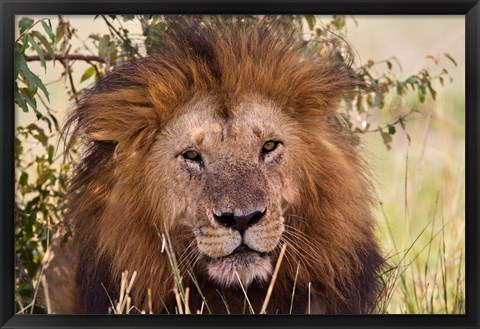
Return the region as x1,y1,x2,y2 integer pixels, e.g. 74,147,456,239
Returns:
14,15,459,314
15,123,72,313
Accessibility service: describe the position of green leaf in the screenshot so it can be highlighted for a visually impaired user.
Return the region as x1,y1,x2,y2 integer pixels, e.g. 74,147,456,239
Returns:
426,81,437,100
388,125,396,135
305,15,316,30
39,116,52,132
32,31,55,61
444,53,457,66
418,84,427,103
98,34,110,57
22,86,37,101
37,169,54,186
27,34,46,70
19,172,29,187
122,15,135,22
55,24,65,45
19,17,34,34
20,88,37,110
15,53,25,80
15,137,23,159
15,90,29,113
381,131,392,150
47,145,55,163
19,34,29,54
80,66,96,83
34,109,43,121
396,83,405,96
18,281,32,295
48,112,60,131
41,20,55,42
405,76,418,85
26,123,48,146
20,60,49,101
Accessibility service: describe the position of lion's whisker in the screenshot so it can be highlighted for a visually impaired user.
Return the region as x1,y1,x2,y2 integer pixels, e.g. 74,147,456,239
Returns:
280,234,324,267
284,213,310,225
176,248,201,276
279,237,310,271
283,225,328,251
175,241,198,267
281,234,317,259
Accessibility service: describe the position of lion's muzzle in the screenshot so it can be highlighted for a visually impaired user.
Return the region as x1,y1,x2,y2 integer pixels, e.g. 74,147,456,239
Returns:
192,159,284,287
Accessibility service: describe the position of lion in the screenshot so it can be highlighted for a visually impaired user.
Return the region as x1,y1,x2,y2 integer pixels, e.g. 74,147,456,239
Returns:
41,17,384,314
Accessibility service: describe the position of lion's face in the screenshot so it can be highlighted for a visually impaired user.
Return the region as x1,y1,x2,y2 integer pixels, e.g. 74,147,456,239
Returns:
148,96,301,287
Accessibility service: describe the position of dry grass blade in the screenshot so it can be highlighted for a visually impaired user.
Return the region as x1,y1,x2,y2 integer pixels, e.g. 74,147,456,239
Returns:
188,270,212,314
115,271,137,314
40,276,51,314
234,271,255,314
147,288,153,314
308,282,312,314
173,283,184,314
289,262,301,314
185,287,191,314
260,243,287,314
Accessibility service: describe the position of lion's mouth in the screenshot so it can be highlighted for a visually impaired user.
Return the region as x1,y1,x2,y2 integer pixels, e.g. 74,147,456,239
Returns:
229,244,270,257
204,244,273,287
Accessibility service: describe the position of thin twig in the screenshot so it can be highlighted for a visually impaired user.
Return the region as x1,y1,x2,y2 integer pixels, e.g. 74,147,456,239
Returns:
58,58,79,103
360,109,418,134
25,54,105,63
101,15,143,58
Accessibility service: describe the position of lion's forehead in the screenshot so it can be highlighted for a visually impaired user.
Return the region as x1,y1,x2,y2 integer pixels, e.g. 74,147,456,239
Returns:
162,97,295,152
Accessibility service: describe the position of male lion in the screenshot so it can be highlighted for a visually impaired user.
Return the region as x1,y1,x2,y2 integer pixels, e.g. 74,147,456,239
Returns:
41,17,384,314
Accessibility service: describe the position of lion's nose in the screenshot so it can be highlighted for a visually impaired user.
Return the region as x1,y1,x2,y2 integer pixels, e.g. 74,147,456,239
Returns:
213,209,266,235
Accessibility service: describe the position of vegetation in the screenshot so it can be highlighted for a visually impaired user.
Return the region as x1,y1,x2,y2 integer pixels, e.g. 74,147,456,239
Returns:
14,15,464,314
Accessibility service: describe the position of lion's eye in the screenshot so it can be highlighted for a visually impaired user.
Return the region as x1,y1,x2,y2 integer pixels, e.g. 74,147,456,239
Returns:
182,150,202,162
262,141,280,153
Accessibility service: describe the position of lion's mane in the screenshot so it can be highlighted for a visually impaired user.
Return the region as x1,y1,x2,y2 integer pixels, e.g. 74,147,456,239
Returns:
64,17,384,314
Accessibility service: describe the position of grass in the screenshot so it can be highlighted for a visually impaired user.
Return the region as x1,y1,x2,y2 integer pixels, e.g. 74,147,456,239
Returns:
364,89,465,314
97,232,289,315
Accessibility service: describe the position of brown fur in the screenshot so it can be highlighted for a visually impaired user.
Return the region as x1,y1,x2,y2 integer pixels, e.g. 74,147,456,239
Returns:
48,17,384,314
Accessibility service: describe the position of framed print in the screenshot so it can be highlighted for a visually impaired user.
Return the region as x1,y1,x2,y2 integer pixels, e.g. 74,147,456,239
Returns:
1,1,479,329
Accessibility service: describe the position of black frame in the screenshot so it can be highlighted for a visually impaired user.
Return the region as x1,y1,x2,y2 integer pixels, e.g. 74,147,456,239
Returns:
1,1,478,328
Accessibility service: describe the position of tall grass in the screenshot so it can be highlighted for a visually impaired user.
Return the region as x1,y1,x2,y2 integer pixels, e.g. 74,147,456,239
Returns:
368,90,465,314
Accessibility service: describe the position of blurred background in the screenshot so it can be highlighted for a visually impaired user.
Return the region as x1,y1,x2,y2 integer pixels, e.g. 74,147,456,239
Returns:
14,15,465,314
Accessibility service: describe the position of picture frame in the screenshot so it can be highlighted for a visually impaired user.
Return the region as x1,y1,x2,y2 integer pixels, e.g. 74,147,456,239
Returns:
1,0,478,328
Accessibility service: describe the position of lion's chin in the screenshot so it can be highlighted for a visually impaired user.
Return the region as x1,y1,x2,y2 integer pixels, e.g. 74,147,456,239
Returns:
206,252,272,288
